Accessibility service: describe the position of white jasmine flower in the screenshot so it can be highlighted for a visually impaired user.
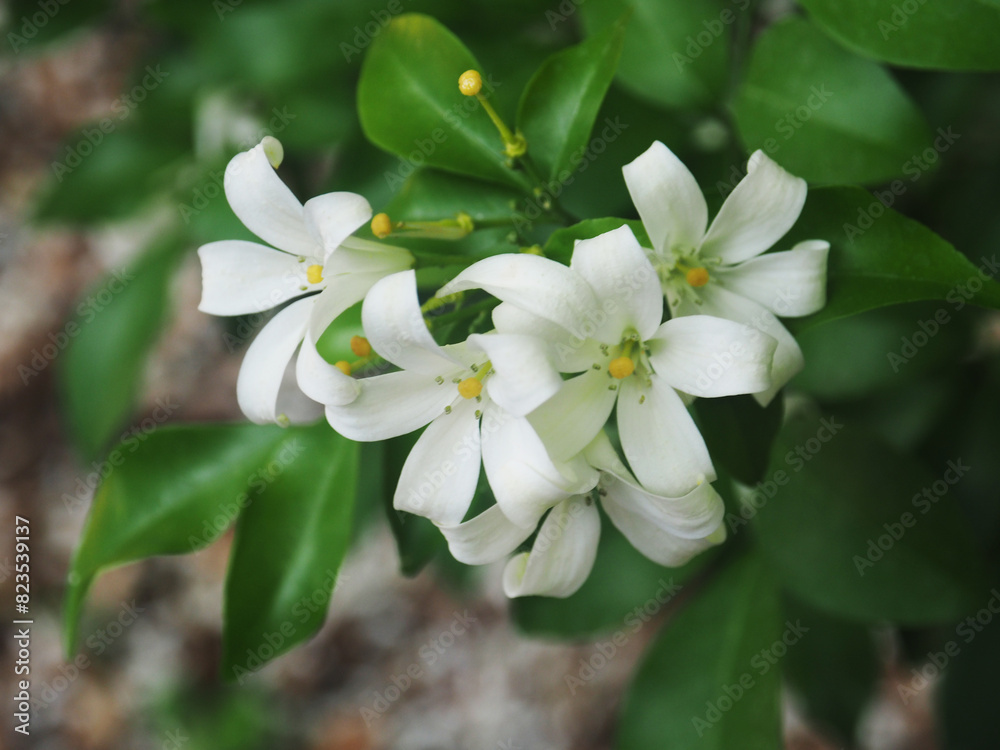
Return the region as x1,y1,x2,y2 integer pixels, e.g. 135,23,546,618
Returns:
623,141,829,404
437,432,726,599
441,225,778,498
197,137,413,424
325,269,597,528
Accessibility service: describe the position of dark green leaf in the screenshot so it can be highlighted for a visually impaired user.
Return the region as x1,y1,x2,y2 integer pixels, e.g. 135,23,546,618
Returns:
733,18,932,185
617,552,783,750
223,425,358,681
752,408,988,623
385,168,521,222
517,22,625,182
58,235,188,461
581,0,732,110
797,0,1000,71
694,394,783,486
357,13,530,190
64,422,312,655
785,187,1000,332
543,218,649,264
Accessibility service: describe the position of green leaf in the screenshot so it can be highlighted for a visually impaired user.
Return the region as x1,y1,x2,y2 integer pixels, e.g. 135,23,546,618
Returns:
222,425,358,681
59,235,188,461
785,187,1000,332
732,17,932,185
694,394,783,486
64,422,312,655
543,218,649,264
581,0,731,110
517,22,625,182
385,168,521,222
616,552,783,750
752,408,988,624
797,0,1000,71
512,512,710,639
357,13,529,191
783,596,879,744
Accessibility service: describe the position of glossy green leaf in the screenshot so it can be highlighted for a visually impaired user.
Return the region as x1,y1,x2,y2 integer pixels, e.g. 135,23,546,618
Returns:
581,0,731,110
223,425,358,681
695,394,783,486
783,596,879,744
784,187,1000,332
59,235,188,461
64,422,313,655
733,18,932,185
512,512,710,639
357,13,530,190
797,0,1000,71
517,22,625,182
385,168,521,222
616,552,783,750
752,408,988,624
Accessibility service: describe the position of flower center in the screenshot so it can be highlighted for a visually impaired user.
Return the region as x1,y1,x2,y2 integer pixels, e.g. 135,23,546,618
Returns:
457,378,483,399
685,267,710,287
350,335,371,357
608,357,635,379
306,264,324,284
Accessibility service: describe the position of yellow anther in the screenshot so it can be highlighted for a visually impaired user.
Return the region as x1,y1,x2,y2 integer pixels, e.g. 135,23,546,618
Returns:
457,378,483,399
334,361,352,376
458,70,483,96
306,264,324,284
608,357,635,380
371,212,392,239
261,136,284,168
686,267,710,288
350,335,371,357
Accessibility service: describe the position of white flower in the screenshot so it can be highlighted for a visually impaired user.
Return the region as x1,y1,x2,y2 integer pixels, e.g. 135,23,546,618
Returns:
325,269,597,529
437,432,726,599
197,137,413,424
623,141,829,404
441,225,778,498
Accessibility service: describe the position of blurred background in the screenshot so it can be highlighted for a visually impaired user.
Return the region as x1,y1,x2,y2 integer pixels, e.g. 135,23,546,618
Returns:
1,0,998,748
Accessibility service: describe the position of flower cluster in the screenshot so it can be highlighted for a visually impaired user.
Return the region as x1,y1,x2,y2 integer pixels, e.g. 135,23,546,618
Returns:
198,136,829,599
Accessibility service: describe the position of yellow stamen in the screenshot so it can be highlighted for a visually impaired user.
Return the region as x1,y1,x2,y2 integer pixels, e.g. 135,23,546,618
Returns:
608,357,635,380
686,267,710,288
371,212,393,239
334,361,352,376
350,335,371,357
457,378,483,399
458,70,483,96
306,264,324,284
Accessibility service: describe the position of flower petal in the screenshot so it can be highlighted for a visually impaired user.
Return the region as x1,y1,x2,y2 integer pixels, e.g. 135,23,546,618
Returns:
694,284,804,405
236,297,313,424
437,504,534,566
622,140,708,255
468,332,563,417
502,497,600,599
712,240,829,318
223,141,316,256
569,225,664,341
333,237,414,275
699,150,807,265
491,303,600,372
295,331,360,407
617,373,715,497
440,254,601,340
393,397,482,526
528,367,618,463
647,315,777,398
482,401,598,528
362,270,462,374
325,367,460,441
307,270,388,343
302,192,372,259
197,240,307,316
